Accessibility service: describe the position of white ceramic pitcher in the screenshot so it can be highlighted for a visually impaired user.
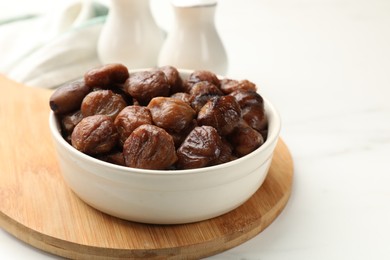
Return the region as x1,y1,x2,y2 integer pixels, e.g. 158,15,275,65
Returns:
158,0,228,75
97,0,164,68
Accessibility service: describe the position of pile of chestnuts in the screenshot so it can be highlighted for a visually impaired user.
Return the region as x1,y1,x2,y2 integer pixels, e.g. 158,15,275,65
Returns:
50,64,268,170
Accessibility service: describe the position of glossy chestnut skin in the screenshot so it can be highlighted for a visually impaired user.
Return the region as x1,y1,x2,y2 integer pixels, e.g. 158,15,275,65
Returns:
71,115,119,155
185,70,220,92
50,80,90,115
125,70,170,105
170,92,192,104
81,89,127,119
230,89,267,132
123,124,177,170
242,105,268,132
197,95,241,136
158,65,185,94
228,120,264,157
189,81,223,97
220,78,256,94
148,97,196,133
176,126,223,169
60,110,83,142
189,81,224,112
114,106,153,146
229,89,263,108
84,63,129,89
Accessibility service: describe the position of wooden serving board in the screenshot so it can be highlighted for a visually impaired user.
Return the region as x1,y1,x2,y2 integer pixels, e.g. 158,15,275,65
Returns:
0,75,294,259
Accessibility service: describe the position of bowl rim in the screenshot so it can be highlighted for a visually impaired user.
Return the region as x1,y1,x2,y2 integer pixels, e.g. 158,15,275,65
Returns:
49,96,281,176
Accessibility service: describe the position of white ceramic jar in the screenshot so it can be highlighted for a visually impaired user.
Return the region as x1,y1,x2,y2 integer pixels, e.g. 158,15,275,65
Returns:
158,0,228,75
97,0,164,69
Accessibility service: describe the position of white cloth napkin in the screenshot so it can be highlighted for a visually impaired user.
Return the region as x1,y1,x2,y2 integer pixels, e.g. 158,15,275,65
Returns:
0,0,107,88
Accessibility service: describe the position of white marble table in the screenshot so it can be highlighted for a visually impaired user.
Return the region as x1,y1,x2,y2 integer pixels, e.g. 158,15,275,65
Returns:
1,0,390,259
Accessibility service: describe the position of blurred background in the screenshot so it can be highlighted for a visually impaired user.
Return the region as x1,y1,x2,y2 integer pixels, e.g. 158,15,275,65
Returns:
1,0,389,121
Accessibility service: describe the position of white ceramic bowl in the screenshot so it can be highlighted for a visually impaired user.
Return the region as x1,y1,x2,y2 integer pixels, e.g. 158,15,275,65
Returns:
49,71,281,224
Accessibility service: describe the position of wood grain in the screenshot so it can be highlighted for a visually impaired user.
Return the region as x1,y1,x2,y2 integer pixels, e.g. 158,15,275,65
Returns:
0,75,294,259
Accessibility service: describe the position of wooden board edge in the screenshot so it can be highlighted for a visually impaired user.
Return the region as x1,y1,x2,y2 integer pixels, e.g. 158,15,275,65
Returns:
0,138,294,259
